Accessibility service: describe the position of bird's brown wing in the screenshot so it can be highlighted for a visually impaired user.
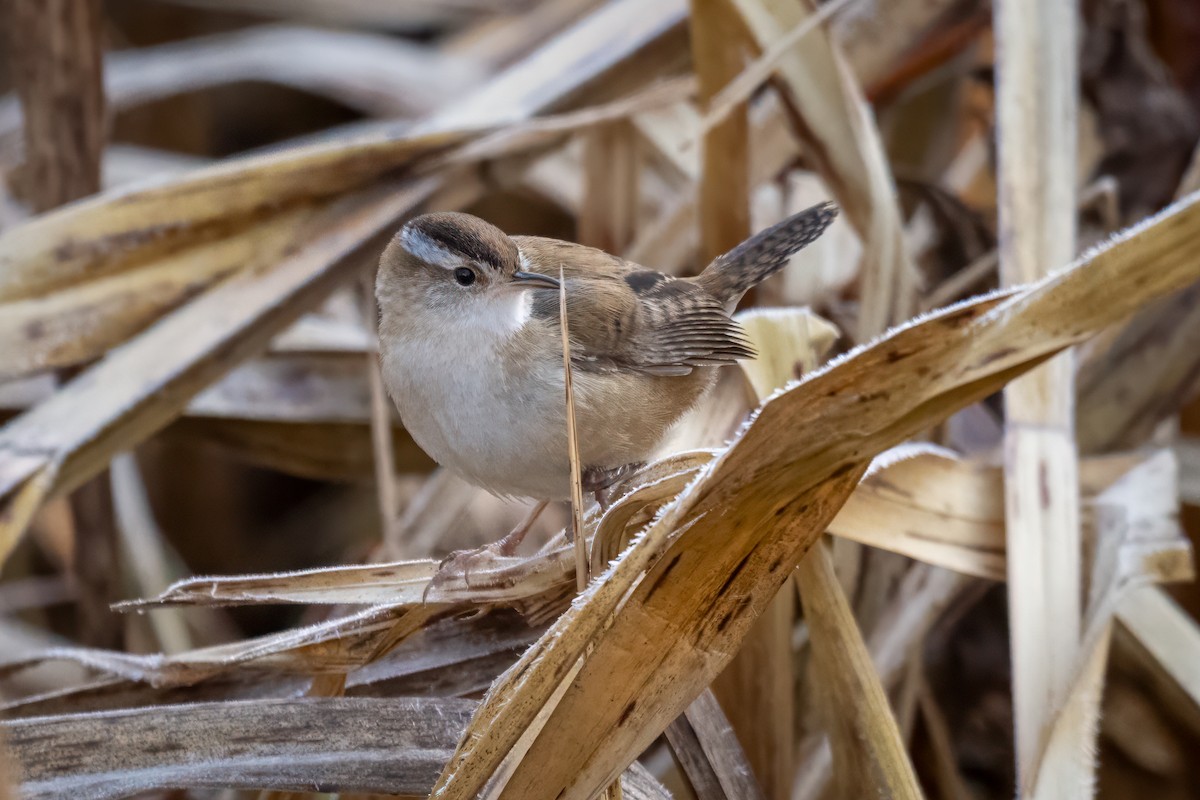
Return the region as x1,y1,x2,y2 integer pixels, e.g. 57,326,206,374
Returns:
515,237,755,376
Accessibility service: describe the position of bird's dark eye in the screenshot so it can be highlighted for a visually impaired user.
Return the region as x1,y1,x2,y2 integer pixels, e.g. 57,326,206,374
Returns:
453,267,476,286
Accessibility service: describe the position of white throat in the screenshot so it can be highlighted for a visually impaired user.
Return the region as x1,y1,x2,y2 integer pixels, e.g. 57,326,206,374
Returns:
471,287,533,337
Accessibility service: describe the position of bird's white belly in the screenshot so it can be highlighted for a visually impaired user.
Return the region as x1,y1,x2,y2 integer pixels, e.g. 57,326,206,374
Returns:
382,330,572,499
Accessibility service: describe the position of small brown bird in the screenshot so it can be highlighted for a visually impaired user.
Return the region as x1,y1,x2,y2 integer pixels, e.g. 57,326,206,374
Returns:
376,202,837,527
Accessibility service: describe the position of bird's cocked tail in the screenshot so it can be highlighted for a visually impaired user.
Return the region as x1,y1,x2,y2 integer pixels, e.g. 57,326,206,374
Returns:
696,201,839,304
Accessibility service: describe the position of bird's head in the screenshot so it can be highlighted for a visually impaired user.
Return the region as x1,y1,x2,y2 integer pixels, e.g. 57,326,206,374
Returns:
377,212,559,319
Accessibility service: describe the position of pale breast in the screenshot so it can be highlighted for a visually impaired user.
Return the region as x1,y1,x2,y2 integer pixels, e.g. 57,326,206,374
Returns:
379,292,574,498
379,291,715,499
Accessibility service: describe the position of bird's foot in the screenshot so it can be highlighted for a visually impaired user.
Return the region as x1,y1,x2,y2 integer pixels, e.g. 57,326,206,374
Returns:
422,500,549,603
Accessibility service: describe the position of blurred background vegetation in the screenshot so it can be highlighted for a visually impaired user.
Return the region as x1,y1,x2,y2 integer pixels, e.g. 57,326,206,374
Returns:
1,1,1199,799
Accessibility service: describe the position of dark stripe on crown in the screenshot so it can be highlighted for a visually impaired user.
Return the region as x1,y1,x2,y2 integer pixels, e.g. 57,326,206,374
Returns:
407,213,515,272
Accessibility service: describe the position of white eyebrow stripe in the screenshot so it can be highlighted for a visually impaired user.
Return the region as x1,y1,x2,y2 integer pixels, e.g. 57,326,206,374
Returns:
400,225,460,269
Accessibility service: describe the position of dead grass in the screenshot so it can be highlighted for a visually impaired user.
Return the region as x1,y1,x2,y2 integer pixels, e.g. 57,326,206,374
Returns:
1,1,1199,799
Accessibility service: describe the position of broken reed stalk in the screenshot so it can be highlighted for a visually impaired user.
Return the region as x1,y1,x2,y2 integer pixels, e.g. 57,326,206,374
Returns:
994,0,1087,795
560,267,588,593
6,0,105,212
795,542,924,800
8,0,124,650
689,0,751,267
698,0,856,136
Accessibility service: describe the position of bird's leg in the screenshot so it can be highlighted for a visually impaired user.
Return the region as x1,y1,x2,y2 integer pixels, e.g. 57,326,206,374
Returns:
492,499,550,556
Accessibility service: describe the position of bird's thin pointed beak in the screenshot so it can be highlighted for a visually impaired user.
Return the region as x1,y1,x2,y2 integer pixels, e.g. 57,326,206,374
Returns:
511,270,561,289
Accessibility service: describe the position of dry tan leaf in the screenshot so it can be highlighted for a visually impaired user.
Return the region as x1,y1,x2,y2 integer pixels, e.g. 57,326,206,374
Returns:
0,207,317,378
0,180,439,566
123,547,576,614
798,542,924,799
735,307,840,396
1,696,655,800
720,305,839,797
47,449,1191,620
988,441,1186,799
429,189,1200,800
114,446,1183,621
833,447,1004,579
1,611,540,718
0,26,480,149
0,135,457,305
2,602,446,688
99,0,516,29
100,25,479,119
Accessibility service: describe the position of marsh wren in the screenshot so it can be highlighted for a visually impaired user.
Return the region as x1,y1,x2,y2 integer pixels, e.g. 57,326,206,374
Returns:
375,202,837,513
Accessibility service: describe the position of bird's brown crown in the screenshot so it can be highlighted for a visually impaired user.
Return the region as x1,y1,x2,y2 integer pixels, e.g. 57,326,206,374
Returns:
399,211,520,275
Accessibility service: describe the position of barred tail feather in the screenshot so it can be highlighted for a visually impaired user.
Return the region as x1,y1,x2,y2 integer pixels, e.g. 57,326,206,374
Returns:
696,201,839,304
